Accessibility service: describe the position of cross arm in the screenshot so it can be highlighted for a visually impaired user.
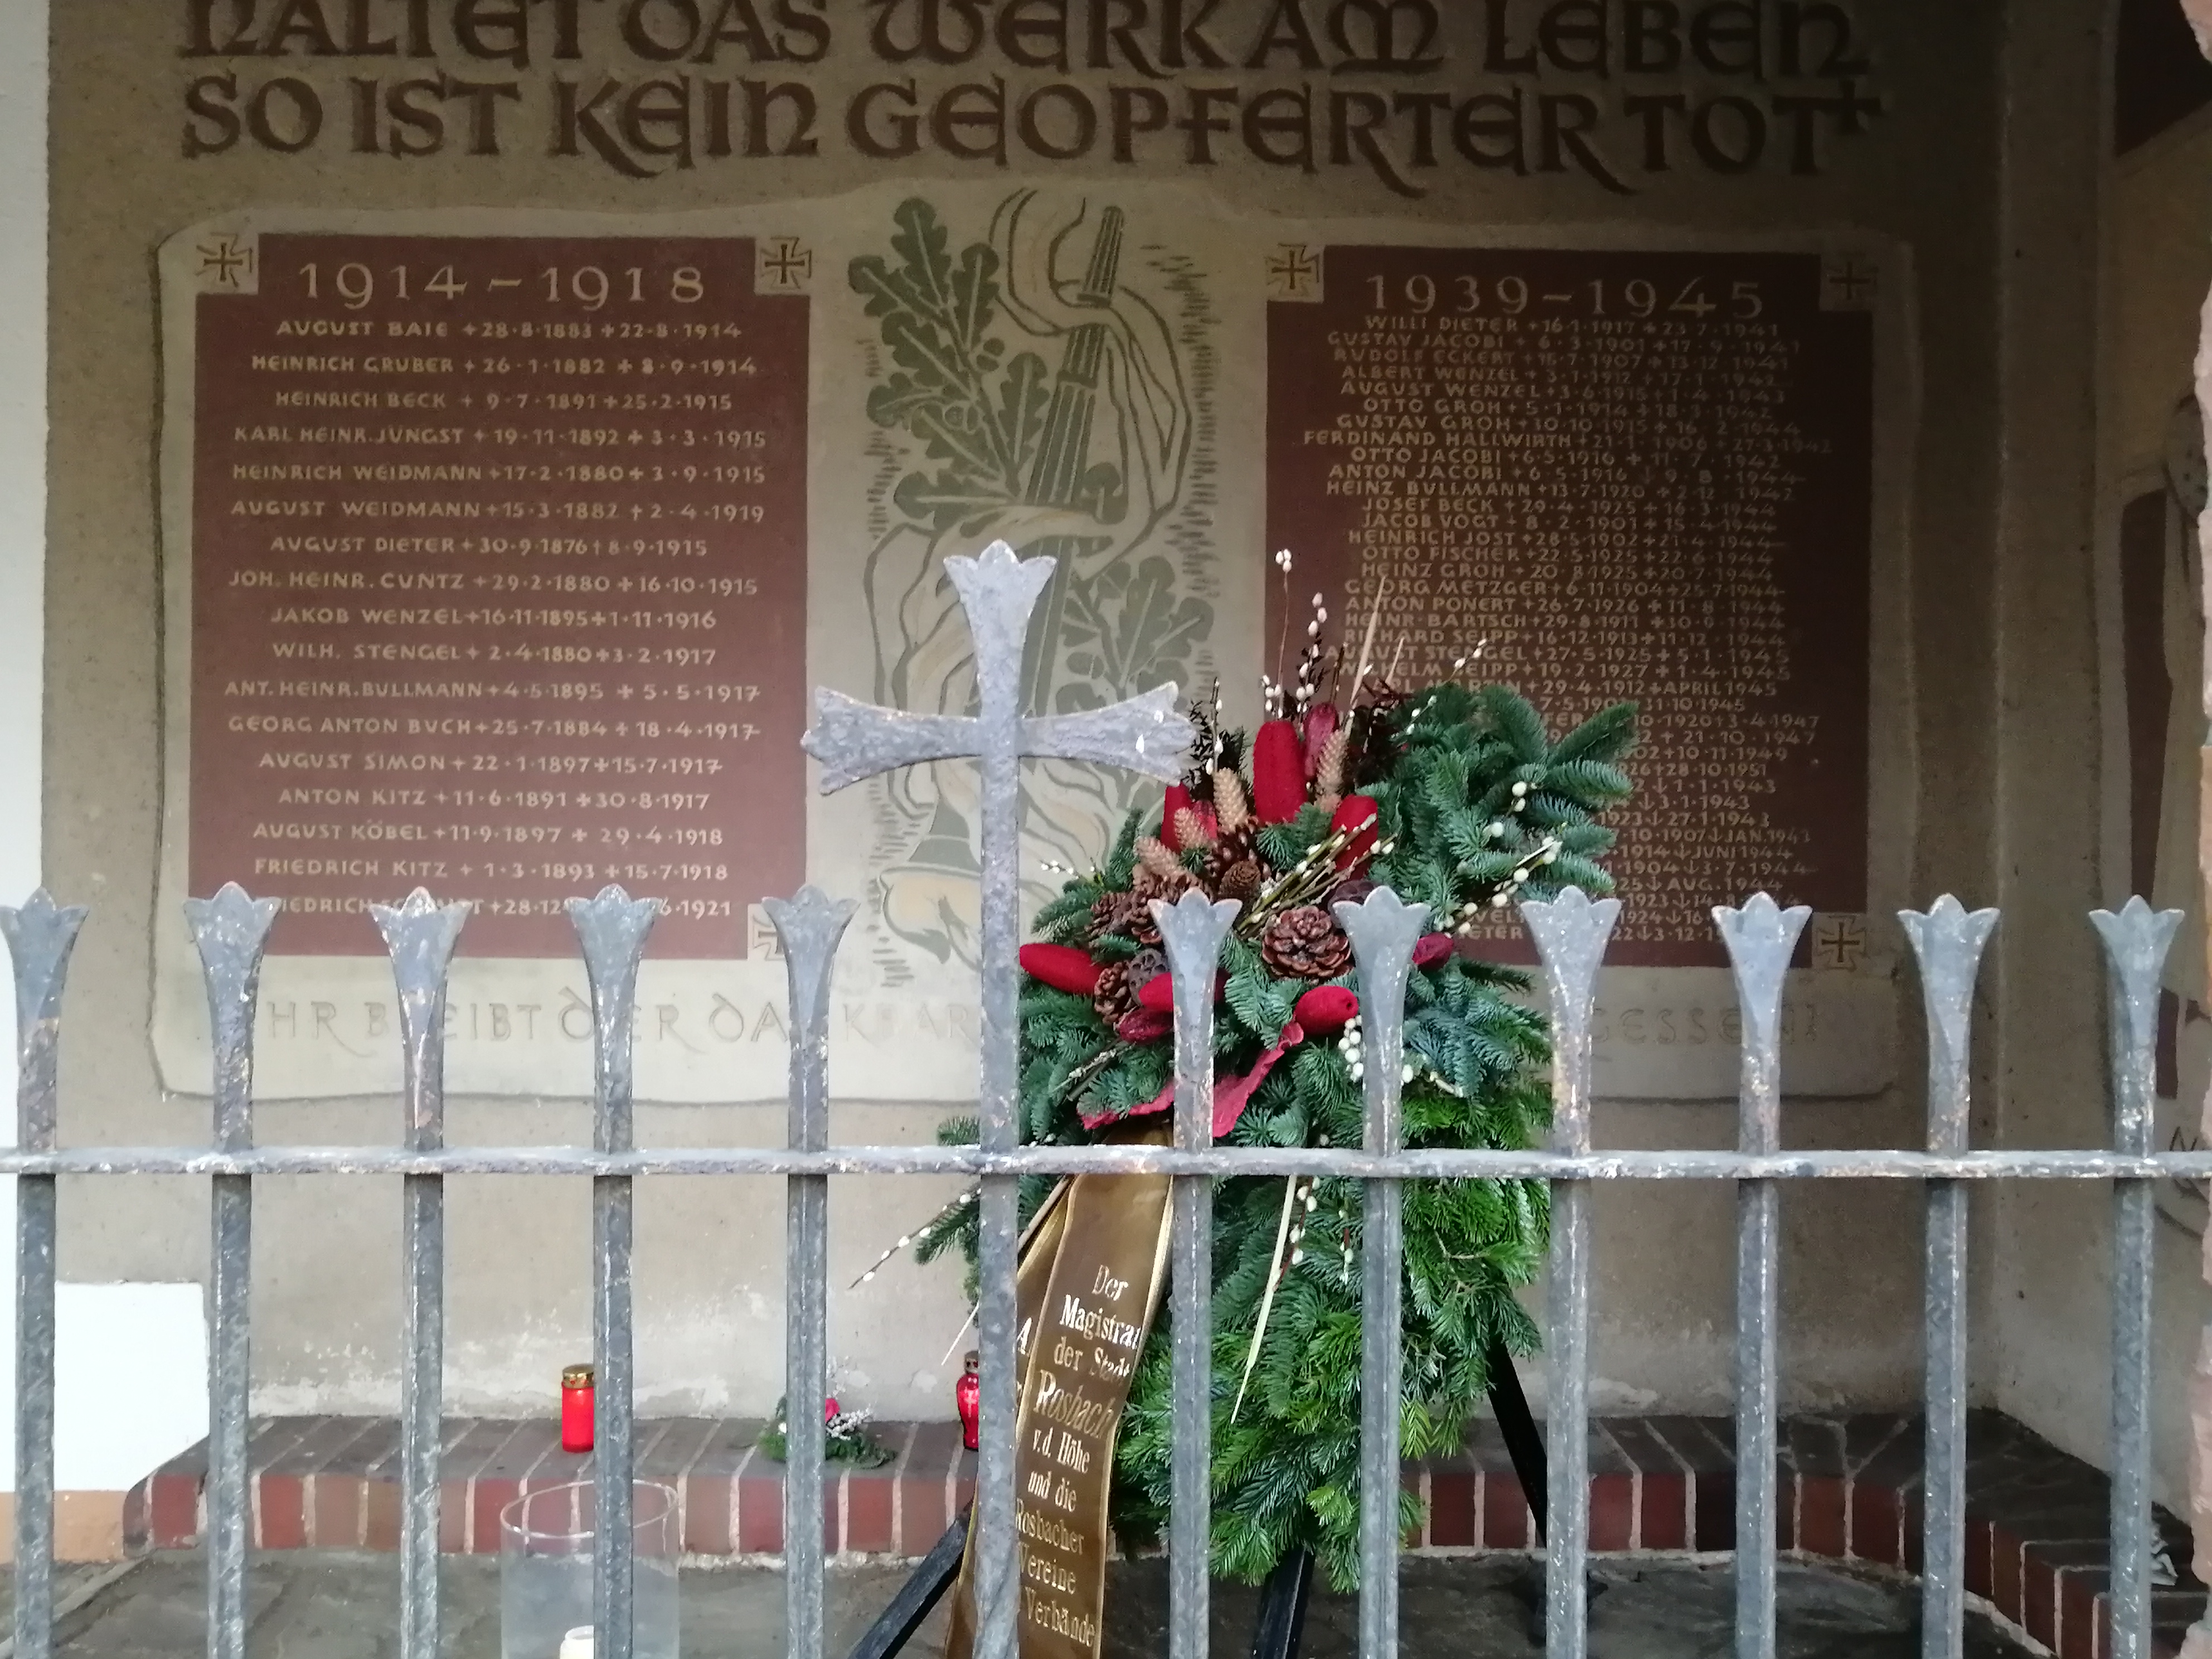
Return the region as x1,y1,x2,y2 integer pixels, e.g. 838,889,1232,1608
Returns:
1024,684,1192,780
802,691,981,793
804,685,1194,792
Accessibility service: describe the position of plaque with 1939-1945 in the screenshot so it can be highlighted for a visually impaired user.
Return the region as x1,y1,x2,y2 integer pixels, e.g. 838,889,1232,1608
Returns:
1267,241,1875,968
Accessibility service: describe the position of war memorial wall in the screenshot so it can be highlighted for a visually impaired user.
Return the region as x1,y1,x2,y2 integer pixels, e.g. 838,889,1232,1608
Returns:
46,0,2009,1422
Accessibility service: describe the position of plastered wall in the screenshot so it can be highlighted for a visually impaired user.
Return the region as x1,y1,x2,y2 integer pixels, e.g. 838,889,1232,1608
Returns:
42,0,2022,1431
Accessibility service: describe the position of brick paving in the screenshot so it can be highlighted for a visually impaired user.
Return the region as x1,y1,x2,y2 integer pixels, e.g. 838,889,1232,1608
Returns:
125,1409,2205,1658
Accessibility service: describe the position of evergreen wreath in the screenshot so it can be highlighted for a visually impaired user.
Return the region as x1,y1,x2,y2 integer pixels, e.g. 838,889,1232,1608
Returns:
914,613,1635,1590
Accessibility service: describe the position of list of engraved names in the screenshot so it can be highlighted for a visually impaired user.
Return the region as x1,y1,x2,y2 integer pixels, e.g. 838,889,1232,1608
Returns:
1268,246,1873,966
190,234,806,957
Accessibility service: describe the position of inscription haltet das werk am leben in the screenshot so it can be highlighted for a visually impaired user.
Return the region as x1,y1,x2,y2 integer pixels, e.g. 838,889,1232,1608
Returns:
173,2,1887,196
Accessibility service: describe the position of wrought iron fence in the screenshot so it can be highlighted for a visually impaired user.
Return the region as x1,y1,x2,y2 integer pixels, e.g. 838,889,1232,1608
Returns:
0,542,2200,1659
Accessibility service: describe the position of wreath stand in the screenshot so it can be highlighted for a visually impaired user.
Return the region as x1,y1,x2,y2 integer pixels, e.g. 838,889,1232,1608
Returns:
844,1339,1555,1659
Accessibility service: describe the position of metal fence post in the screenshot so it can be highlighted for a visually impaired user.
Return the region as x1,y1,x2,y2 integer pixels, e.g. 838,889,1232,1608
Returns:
183,884,281,1659
1898,895,1998,1659
1153,891,1240,1659
2091,897,2181,1659
1336,887,1430,1659
1521,887,1622,1659
764,886,856,1659
1713,894,1810,1659
370,890,470,1659
0,892,86,1659
569,887,662,1659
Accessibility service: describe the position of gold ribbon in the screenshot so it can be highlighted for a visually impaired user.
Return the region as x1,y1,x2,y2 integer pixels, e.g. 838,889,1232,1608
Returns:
947,1126,1173,1659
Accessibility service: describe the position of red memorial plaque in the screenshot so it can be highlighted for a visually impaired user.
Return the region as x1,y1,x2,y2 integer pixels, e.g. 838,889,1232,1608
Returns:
1268,245,1874,967
189,234,806,957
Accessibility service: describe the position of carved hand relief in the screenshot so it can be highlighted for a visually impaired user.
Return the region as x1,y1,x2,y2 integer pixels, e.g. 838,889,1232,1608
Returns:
847,191,1211,969
151,188,1904,1104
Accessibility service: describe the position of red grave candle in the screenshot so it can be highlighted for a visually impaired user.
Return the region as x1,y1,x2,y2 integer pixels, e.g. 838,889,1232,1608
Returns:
956,1351,981,1452
561,1363,595,1453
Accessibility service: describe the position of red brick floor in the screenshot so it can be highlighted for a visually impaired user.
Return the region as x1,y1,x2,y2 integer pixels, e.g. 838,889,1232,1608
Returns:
125,1410,2204,1656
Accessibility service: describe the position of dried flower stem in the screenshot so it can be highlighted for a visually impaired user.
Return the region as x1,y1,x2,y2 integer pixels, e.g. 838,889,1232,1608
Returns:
1352,573,1386,703
1236,827,1375,938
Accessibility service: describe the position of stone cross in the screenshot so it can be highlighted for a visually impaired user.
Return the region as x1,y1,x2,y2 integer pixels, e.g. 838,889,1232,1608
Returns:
802,540,1192,1659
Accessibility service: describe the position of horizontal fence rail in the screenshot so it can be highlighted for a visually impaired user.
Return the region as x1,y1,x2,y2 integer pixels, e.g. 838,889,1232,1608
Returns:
0,1146,2202,1180
0,879,2191,1659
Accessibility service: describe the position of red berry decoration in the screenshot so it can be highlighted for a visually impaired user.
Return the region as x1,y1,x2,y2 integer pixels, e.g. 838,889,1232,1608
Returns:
1251,719,1308,823
1160,782,1197,851
1138,971,1224,1012
1293,983,1359,1034
1115,1008,1173,1044
1413,933,1453,967
1330,794,1379,867
1299,701,1339,777
1019,943,1101,996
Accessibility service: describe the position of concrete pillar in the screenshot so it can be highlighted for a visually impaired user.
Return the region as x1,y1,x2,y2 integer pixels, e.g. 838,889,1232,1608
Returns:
2182,12,2212,1651
2185,336,2212,1658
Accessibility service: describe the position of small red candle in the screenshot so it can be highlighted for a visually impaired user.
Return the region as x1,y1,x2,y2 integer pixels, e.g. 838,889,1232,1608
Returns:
561,1363,595,1453
956,1351,981,1452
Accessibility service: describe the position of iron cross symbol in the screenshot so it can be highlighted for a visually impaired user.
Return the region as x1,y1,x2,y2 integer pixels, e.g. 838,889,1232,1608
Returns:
1267,243,1320,299
196,235,255,290
757,236,812,293
802,539,1191,1659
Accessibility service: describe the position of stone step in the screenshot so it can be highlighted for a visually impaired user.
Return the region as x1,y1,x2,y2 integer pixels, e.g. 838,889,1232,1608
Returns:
124,1410,2205,1658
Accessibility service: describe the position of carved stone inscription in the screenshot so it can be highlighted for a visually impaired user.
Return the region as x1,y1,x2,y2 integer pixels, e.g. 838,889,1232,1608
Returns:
1268,244,1874,966
188,232,806,957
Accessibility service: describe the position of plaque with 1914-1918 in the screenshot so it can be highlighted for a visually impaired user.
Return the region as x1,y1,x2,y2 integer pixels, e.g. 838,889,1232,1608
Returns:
187,231,807,959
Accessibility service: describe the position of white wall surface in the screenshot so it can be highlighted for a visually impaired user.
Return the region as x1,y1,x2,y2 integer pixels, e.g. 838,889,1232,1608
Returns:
49,1287,207,1492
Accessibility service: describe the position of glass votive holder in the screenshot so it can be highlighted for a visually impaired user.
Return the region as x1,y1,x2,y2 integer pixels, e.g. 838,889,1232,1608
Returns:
499,1479,680,1659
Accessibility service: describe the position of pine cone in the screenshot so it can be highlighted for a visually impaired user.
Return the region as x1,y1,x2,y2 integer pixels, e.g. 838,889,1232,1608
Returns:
1212,768,1251,834
1261,906,1352,979
1218,859,1264,903
1134,865,1197,902
1089,891,1160,945
1092,961,1137,1024
1311,729,1350,813
1202,823,1258,896
1136,837,1196,892
1172,807,1216,851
